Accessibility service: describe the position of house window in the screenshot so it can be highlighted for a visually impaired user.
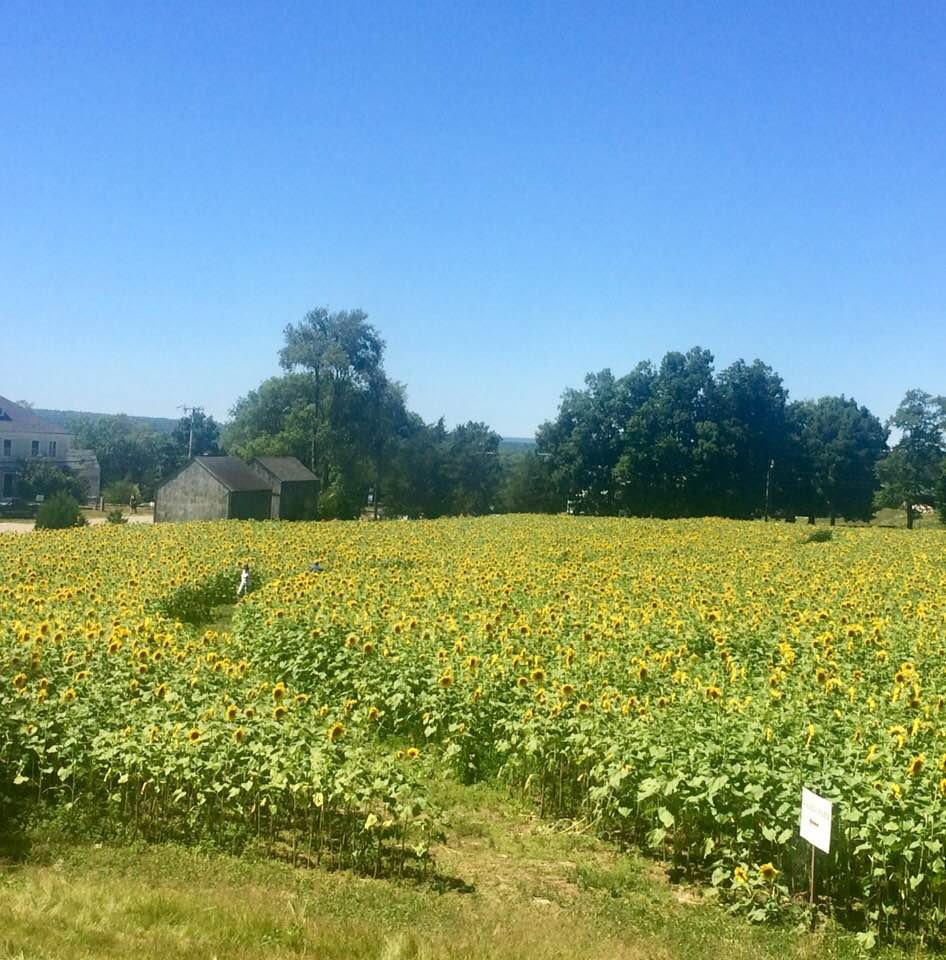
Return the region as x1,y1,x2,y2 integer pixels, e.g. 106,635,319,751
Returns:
2,439,10,457
49,440,57,457
31,440,39,456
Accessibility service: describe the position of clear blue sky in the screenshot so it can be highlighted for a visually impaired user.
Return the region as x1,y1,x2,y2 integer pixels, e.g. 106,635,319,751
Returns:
2,1,945,436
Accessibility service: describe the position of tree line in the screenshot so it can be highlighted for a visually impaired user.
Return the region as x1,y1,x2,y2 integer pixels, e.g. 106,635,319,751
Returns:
27,307,946,526
533,347,946,527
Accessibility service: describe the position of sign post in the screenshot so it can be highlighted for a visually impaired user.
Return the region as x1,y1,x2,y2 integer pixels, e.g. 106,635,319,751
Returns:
799,788,833,928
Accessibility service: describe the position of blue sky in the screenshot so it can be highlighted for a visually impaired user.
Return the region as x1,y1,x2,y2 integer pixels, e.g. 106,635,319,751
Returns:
2,1,945,436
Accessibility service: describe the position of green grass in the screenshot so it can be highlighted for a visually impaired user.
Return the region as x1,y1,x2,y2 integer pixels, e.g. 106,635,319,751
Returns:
0,781,928,960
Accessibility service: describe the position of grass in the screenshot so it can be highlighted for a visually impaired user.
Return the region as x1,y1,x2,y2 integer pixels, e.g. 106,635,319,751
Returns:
0,780,928,960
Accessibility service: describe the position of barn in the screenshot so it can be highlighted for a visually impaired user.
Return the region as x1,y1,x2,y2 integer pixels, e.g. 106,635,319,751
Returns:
154,457,272,523
248,457,318,520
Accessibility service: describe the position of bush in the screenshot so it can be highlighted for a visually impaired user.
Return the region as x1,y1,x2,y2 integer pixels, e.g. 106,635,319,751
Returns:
106,509,127,525
34,493,87,530
16,460,88,502
102,479,138,506
804,527,833,543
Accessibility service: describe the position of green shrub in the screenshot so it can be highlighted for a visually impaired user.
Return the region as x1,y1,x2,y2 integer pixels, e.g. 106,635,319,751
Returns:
34,493,87,530
106,509,127,525
102,478,139,506
16,459,88,502
804,527,832,543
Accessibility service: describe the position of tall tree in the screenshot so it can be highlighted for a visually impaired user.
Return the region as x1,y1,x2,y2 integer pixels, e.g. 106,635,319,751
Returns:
443,421,502,515
499,451,561,514
875,390,946,528
616,349,718,517
223,373,319,465
278,307,386,512
171,410,221,462
713,359,789,518
73,415,177,499
796,396,888,524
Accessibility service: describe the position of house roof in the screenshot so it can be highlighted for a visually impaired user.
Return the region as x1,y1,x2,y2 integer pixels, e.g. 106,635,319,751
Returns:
195,457,273,492
251,456,318,483
0,396,70,435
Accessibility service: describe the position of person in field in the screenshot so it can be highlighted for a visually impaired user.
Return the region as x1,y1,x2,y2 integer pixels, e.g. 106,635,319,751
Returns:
237,563,251,597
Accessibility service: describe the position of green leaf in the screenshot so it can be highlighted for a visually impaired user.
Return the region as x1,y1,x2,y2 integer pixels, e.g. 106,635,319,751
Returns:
855,931,876,951
658,807,675,828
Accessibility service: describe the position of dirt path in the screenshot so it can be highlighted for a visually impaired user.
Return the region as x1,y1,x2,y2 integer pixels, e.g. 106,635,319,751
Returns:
0,514,154,534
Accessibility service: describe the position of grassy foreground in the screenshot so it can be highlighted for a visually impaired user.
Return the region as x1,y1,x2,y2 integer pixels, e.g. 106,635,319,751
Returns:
0,782,922,960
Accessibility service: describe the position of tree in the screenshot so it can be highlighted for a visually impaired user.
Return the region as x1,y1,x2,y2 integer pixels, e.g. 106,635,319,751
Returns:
616,350,719,517
278,307,386,513
875,390,946,528
539,365,654,515
72,415,177,499
936,464,946,525
16,459,87,502
171,410,221,461
223,374,319,465
795,396,888,524
712,359,790,518
442,421,502,515
499,452,560,514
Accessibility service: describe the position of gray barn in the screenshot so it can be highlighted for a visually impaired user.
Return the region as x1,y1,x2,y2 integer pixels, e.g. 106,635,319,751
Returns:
248,457,318,520
154,457,272,523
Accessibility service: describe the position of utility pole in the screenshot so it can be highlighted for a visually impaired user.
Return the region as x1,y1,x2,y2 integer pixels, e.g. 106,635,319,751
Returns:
764,458,775,521
178,405,203,460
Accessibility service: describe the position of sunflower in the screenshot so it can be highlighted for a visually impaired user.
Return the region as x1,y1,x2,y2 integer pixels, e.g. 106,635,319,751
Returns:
327,721,345,743
11,673,27,690
908,754,925,777
733,866,748,884
576,700,590,713
187,728,200,744
367,706,381,721
234,727,246,744
759,863,778,882
438,672,454,688
225,704,239,722
516,675,529,688
405,747,420,760
272,682,287,702
273,705,288,720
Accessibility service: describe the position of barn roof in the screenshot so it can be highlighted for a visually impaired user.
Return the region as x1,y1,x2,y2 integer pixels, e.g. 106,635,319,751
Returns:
251,457,317,483
0,396,70,435
196,457,273,492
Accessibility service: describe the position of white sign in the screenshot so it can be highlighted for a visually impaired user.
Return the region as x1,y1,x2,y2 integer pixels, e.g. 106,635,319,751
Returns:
799,788,832,854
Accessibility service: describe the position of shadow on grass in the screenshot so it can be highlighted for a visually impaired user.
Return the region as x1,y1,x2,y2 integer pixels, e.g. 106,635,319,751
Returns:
0,826,32,863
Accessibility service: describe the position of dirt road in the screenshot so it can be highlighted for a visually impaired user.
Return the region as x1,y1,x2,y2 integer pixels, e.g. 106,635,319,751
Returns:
0,514,154,534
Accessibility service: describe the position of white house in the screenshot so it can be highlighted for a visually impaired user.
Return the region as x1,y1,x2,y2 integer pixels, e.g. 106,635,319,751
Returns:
0,396,100,501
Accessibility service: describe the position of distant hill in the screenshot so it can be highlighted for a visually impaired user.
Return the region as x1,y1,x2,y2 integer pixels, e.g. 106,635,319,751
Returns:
499,436,536,453
35,409,531,449
36,409,179,435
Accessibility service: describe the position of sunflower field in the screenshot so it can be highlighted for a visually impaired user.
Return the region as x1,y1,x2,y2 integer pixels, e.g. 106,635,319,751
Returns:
2,516,946,936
